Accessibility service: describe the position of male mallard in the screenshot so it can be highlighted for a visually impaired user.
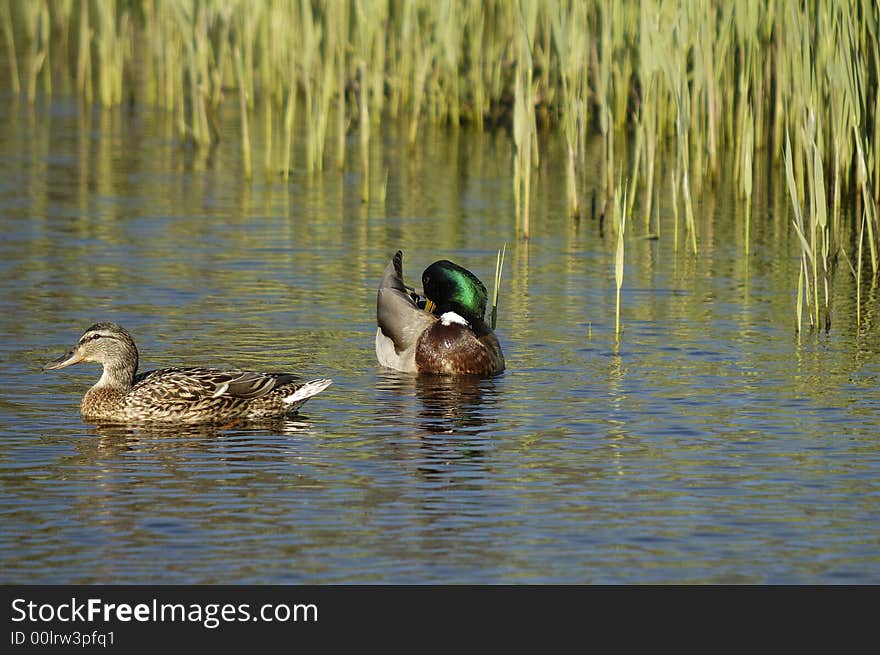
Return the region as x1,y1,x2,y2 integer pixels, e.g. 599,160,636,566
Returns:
45,322,332,423
375,250,505,375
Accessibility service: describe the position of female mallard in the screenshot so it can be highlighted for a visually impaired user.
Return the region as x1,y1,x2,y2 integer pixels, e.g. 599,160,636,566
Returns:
45,322,332,423
375,250,505,375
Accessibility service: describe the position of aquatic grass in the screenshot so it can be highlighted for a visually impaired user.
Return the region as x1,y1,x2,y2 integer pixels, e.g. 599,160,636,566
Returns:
233,44,252,180
592,1,614,217
549,0,588,219
75,0,92,104
512,0,538,240
741,105,754,258
1,0,878,326
281,32,297,181
404,11,432,151
855,129,879,329
358,59,370,202
23,0,55,103
785,128,816,333
661,27,697,255
635,2,663,232
1,0,20,96
94,1,126,109
613,179,627,342
333,0,348,173
490,243,507,330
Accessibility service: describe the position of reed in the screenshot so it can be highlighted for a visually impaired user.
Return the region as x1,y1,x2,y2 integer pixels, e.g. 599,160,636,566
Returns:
785,128,815,333
359,59,370,202
1,0,878,324
636,1,662,232
1,0,20,96
550,0,588,219
613,179,627,342
741,105,754,258
20,0,43,104
94,1,125,108
234,45,252,180
75,0,92,104
281,33,297,181
333,0,348,173
490,243,507,330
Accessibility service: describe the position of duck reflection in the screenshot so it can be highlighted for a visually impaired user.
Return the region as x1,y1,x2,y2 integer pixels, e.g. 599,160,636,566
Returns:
376,370,499,434
53,418,327,549
414,374,497,432
375,370,502,481
68,416,321,464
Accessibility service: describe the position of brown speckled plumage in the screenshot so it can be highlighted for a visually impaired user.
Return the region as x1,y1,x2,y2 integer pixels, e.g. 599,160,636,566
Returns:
45,322,332,423
375,251,505,376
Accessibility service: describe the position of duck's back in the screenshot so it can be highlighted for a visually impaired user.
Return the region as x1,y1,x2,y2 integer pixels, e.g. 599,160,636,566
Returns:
82,368,330,423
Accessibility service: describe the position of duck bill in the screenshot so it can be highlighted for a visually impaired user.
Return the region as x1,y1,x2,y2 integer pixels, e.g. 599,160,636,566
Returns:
44,349,84,371
424,299,436,314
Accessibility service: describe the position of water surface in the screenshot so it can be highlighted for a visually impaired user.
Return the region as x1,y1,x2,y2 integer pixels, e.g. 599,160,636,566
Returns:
1,94,879,583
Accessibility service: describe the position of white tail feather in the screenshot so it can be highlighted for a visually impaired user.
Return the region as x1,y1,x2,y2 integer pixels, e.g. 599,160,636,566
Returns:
283,378,333,405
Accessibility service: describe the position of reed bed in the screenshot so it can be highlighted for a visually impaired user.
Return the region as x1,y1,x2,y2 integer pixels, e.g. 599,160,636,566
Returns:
2,0,878,331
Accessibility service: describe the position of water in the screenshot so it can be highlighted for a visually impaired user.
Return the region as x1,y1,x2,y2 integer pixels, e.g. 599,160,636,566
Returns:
2,94,879,584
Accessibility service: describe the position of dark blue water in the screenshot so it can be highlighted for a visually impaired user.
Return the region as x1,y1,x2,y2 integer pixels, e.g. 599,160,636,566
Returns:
1,95,879,583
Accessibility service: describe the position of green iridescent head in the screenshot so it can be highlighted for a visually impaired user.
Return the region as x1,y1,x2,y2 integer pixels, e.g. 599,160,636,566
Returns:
422,260,488,322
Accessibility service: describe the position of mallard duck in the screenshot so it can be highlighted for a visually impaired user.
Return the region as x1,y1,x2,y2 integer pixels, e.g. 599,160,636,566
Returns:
375,250,505,375
45,322,332,423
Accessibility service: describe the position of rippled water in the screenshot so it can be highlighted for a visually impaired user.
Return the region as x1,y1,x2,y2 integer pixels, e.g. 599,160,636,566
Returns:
2,93,879,583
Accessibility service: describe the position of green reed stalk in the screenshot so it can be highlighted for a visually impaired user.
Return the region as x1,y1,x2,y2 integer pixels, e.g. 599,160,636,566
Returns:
93,7,116,109
299,0,317,171
856,210,865,330
512,1,537,240
854,131,878,273
490,243,507,330
549,0,586,219
76,0,92,104
359,59,370,202
467,2,486,130
811,142,830,329
234,45,252,181
658,5,696,255
593,2,613,213
333,0,348,173
281,59,296,180
260,14,274,176
312,50,334,174
407,46,431,151
671,169,679,252
21,1,44,105
742,105,754,258
637,2,660,229
614,180,627,342
785,128,815,333
1,0,20,95
359,0,387,125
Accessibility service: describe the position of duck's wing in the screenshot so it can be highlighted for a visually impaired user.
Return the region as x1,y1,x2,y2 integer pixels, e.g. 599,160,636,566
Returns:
132,368,294,401
377,250,435,353
215,371,302,399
